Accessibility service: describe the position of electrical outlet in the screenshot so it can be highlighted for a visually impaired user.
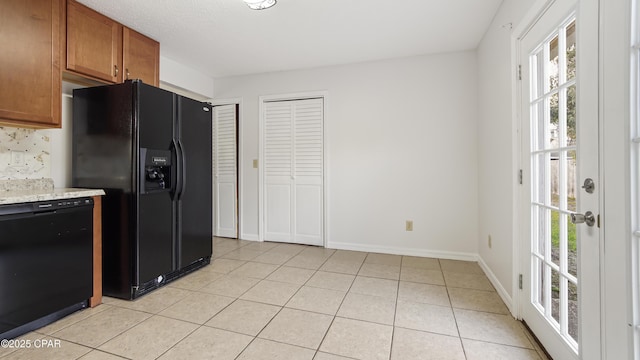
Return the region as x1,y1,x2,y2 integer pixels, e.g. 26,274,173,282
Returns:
253,159,258,168
10,150,25,166
488,235,492,248
406,220,413,231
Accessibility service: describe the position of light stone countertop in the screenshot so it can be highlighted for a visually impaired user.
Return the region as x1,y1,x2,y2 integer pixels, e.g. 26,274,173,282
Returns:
0,178,105,205
0,188,105,205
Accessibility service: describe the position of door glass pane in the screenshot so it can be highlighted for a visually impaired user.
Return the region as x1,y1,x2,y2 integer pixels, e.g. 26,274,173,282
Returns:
566,21,576,81
536,207,548,256
533,154,547,204
550,92,560,149
552,268,561,325
566,153,577,209
567,214,578,278
551,210,561,267
567,84,577,145
535,257,546,307
551,158,560,208
569,280,578,342
532,50,544,99
549,34,560,91
533,100,546,151
532,206,541,255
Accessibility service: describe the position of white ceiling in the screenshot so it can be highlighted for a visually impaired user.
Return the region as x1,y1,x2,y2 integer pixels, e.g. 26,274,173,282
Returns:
77,0,502,78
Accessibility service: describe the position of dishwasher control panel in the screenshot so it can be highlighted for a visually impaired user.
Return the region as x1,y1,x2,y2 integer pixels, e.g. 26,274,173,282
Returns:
0,197,93,216
48,198,93,209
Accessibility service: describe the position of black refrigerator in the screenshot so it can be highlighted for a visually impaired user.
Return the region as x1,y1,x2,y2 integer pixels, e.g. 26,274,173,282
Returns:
72,80,212,300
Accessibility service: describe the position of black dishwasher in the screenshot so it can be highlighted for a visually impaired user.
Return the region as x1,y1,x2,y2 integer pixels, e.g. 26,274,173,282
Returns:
0,198,93,340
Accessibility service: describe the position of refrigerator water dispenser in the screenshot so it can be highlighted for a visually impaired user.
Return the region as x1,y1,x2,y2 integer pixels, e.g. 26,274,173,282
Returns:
140,148,172,193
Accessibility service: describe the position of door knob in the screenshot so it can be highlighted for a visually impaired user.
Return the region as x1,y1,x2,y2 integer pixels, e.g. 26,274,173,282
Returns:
571,211,595,227
582,178,595,194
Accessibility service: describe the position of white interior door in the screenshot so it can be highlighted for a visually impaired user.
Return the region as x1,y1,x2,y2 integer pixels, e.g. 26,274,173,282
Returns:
292,99,324,245
264,101,293,242
213,104,238,238
263,98,324,246
519,0,601,359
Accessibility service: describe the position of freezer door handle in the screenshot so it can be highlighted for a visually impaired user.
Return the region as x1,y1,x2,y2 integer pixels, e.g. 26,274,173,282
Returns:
176,139,186,200
171,139,183,200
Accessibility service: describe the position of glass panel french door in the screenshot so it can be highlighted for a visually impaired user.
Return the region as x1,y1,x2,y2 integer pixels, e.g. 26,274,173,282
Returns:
520,0,601,359
530,15,578,348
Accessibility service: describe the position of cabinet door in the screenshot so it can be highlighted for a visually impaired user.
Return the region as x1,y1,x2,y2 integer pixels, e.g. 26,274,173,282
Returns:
0,0,62,128
66,0,121,83
123,27,159,87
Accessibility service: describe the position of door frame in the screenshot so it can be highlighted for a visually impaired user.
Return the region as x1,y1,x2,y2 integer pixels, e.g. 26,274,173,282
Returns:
258,90,329,246
210,97,242,239
512,0,605,357
511,0,556,321
602,0,635,358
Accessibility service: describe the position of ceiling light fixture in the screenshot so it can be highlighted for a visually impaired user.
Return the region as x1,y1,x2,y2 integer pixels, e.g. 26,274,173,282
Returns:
243,0,277,10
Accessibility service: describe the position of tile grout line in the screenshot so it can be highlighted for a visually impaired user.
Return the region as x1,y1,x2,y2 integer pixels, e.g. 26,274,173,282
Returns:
34,303,115,338
230,242,318,358
311,250,367,359
224,239,297,360
151,320,203,360
441,259,471,360
165,239,282,360
52,306,158,352
282,246,338,359
388,256,406,360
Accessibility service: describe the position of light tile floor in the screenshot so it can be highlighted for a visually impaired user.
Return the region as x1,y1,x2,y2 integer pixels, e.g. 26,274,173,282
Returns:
0,237,551,360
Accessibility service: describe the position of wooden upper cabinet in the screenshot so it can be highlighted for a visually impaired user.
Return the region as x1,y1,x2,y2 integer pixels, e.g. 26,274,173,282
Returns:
65,0,159,87
0,0,62,128
123,28,159,87
66,0,122,83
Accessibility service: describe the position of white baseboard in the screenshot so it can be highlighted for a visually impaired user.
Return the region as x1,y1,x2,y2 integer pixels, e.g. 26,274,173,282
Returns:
325,241,478,262
240,233,260,241
477,256,515,316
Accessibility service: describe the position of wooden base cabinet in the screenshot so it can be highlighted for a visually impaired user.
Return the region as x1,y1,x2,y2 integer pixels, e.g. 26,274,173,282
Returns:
90,195,103,307
0,0,62,128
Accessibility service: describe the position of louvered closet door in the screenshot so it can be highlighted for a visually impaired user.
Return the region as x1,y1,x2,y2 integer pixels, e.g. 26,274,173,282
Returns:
213,104,238,238
264,98,323,246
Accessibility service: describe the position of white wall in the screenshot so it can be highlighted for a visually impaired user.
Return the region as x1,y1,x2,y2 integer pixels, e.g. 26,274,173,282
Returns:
49,92,74,187
214,52,480,258
160,56,214,99
476,0,535,309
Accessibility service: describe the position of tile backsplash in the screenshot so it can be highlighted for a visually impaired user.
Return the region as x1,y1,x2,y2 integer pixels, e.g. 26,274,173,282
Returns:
0,126,51,180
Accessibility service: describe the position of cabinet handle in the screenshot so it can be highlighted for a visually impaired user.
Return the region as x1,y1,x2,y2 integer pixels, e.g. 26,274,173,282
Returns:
126,68,130,80
114,65,119,77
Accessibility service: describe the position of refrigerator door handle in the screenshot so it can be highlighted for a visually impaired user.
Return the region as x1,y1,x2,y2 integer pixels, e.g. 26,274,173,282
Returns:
171,139,183,200
176,139,186,200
